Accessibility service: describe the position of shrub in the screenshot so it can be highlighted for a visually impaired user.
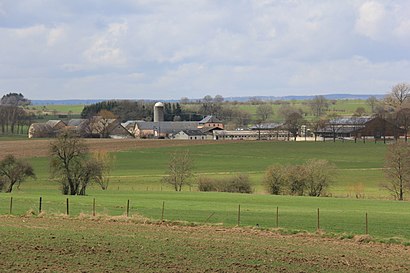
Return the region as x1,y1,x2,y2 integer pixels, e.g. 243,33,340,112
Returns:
264,165,286,195
223,174,253,193
197,176,217,192
197,174,253,194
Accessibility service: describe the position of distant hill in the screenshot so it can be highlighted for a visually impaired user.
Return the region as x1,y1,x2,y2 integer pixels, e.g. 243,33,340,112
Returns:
31,94,385,105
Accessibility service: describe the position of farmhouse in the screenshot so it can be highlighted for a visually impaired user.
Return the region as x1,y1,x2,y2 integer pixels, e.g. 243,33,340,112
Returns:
315,116,404,141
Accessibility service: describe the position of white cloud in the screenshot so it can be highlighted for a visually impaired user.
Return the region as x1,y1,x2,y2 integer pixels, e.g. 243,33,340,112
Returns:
84,22,128,66
47,26,65,47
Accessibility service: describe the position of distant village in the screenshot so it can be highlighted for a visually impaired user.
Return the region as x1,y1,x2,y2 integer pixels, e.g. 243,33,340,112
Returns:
28,101,405,142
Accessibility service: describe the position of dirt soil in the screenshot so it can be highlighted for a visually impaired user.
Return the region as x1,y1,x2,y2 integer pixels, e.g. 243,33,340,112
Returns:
0,215,409,272
0,139,223,160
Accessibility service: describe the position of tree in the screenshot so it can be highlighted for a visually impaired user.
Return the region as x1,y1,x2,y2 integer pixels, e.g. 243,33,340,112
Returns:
0,93,30,107
284,111,305,141
50,132,99,195
383,142,410,201
256,104,273,122
309,95,329,117
304,159,335,197
366,96,378,113
385,83,410,109
0,155,35,193
92,150,114,190
354,107,366,116
162,150,193,191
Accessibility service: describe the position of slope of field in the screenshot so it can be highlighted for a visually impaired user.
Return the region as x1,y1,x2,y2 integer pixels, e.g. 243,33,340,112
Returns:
0,216,408,272
0,139,222,160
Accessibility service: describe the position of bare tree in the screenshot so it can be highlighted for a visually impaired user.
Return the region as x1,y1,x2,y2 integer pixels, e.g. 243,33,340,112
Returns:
309,95,329,117
284,111,305,141
163,150,193,191
383,142,410,201
50,132,88,195
92,150,114,190
366,96,378,113
385,83,410,108
256,104,273,122
0,154,35,192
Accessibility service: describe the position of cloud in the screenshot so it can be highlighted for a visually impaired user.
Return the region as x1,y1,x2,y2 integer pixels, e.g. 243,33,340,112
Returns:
84,22,128,66
355,1,386,40
0,1,409,99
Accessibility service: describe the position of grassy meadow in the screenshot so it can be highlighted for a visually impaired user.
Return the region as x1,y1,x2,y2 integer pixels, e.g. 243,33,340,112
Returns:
3,140,410,240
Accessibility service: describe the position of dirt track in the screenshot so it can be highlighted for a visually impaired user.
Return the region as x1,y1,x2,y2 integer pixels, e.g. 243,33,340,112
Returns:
0,139,223,160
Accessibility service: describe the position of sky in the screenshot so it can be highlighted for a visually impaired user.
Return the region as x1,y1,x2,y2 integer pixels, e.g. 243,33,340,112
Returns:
0,0,409,100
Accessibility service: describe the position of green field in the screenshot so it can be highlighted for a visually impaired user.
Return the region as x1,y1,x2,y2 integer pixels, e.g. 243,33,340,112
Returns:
29,104,85,114
236,99,371,121
2,140,410,240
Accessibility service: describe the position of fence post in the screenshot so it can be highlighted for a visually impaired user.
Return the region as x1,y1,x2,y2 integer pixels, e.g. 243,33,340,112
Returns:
161,201,165,222
365,212,368,234
237,204,241,226
39,197,42,214
9,197,13,215
276,206,279,228
126,199,130,217
93,198,96,217
66,198,69,215
317,208,320,231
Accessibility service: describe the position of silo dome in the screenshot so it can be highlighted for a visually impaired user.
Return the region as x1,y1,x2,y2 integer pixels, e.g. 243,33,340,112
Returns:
154,101,165,122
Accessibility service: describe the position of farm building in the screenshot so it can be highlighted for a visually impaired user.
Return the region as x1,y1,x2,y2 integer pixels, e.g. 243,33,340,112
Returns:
315,116,404,141
198,116,224,129
28,123,54,138
173,129,209,140
128,104,225,139
213,129,290,140
29,118,133,139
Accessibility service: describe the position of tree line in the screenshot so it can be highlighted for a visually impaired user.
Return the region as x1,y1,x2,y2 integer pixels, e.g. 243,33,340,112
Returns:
0,93,33,135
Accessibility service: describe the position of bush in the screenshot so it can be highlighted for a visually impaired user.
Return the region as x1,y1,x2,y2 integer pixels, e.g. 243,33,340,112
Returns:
264,159,336,197
197,176,217,192
223,174,252,193
264,165,286,195
197,174,253,194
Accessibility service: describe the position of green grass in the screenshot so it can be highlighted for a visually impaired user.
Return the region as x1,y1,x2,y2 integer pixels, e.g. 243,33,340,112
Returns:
3,140,408,239
29,104,85,114
1,191,410,240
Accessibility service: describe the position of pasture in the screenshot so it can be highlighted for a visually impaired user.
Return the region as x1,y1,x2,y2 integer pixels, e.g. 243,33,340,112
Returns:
3,139,410,241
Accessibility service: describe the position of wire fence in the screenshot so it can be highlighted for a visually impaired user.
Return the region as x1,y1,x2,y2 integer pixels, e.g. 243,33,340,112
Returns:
0,196,380,238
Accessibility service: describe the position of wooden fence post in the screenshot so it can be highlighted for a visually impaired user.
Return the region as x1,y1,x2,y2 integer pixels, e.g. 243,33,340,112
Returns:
276,206,279,228
365,212,368,234
9,197,13,215
93,198,96,217
66,198,69,215
126,200,130,217
39,197,42,214
317,208,320,231
237,204,241,226
161,201,165,222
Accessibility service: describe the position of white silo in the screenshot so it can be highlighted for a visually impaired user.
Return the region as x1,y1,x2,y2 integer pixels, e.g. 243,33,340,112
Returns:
154,102,165,122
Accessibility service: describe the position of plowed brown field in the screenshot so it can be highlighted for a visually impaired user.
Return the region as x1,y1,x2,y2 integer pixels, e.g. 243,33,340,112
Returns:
0,139,224,160
0,216,409,272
